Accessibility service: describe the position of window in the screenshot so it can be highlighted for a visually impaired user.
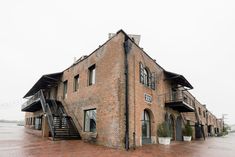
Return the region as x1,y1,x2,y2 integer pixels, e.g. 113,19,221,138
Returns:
74,75,79,92
140,63,144,84
35,116,42,130
203,111,206,118
84,109,96,132
151,72,156,90
143,68,149,86
198,108,201,115
142,110,150,139
139,62,155,90
88,65,96,86
63,80,68,99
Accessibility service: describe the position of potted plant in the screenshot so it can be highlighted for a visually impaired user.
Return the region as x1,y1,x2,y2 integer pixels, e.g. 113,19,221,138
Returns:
157,121,172,145
183,123,193,141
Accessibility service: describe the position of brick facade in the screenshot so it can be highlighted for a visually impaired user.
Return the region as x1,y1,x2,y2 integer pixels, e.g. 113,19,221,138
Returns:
23,30,223,149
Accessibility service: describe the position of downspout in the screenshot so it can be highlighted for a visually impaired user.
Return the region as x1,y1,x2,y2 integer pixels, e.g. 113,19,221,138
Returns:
124,35,131,150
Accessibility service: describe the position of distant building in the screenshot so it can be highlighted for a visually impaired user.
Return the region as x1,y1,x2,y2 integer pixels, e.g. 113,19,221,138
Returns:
21,30,223,149
230,125,235,132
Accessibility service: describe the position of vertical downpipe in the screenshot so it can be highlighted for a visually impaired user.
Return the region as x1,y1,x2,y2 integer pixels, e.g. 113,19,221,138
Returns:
124,36,131,150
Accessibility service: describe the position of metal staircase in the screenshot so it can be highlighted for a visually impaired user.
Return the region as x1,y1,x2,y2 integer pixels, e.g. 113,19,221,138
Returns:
38,90,80,140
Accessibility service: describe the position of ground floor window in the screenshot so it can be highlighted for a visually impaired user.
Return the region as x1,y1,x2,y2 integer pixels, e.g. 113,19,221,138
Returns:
35,116,42,130
84,109,96,132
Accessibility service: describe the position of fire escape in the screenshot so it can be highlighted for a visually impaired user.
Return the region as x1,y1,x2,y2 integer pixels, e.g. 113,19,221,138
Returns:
21,73,80,140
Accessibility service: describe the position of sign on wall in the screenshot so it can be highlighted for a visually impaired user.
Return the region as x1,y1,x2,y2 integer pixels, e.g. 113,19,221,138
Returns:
144,93,152,104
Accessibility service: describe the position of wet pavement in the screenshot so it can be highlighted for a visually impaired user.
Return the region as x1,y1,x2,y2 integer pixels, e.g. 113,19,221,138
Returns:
0,122,235,157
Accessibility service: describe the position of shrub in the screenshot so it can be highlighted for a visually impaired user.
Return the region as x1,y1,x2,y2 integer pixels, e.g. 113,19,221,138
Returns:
183,123,193,136
157,121,172,137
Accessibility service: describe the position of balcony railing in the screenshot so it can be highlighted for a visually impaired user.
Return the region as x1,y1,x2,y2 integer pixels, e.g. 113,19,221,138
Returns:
165,90,194,112
21,90,41,111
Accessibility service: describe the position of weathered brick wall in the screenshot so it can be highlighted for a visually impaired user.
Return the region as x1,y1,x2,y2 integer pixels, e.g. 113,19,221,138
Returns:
54,33,126,148
23,31,222,148
127,40,182,147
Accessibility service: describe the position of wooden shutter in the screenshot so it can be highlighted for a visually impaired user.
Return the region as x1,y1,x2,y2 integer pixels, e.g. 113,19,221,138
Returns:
139,62,144,84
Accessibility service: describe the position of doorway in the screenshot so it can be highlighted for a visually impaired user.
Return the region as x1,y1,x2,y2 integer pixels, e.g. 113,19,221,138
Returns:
142,110,151,144
176,116,182,141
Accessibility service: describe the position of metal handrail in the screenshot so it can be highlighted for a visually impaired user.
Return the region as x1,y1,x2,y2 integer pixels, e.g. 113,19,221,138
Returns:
38,90,55,138
21,91,41,110
60,99,83,131
22,90,80,138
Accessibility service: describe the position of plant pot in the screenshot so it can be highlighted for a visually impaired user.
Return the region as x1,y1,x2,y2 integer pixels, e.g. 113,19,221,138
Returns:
183,136,192,141
158,137,171,145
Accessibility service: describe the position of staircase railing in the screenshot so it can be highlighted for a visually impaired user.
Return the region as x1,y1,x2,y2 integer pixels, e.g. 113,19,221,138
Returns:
60,99,83,132
38,90,55,138
21,91,41,110
165,90,194,108
51,100,58,115
51,100,79,136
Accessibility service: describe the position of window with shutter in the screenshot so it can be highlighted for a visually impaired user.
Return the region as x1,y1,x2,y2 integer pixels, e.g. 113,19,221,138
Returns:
148,72,152,87
140,62,144,84
139,62,156,90
151,72,156,90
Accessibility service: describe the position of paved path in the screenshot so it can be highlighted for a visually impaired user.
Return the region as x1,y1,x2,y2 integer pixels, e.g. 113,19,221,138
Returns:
0,123,235,157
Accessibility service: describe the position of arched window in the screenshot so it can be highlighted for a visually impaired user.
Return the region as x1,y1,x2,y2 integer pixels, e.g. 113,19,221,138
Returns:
140,63,144,83
139,62,156,90
143,68,149,86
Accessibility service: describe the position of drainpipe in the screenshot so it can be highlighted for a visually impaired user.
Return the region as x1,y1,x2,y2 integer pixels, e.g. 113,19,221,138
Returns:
124,35,131,150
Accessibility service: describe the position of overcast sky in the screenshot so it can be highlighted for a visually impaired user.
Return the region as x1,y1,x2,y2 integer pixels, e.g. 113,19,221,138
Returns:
0,0,234,124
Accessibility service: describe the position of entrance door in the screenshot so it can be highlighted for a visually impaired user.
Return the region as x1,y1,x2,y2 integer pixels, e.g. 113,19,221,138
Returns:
176,116,182,141
169,115,175,140
142,110,151,144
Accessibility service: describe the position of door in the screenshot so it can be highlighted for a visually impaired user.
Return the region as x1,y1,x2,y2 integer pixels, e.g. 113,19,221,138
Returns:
169,115,175,140
142,110,151,144
176,116,182,141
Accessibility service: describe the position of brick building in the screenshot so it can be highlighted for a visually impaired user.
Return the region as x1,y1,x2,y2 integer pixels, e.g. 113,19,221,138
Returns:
21,30,223,149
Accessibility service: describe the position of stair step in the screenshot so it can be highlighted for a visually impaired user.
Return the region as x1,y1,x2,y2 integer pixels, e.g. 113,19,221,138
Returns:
44,99,81,140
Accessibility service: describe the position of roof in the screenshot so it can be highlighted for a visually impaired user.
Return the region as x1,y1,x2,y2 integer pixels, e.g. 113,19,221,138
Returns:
164,70,193,89
23,72,62,98
23,30,193,97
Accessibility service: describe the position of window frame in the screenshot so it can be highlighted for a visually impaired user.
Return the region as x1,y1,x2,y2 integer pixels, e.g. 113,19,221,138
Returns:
63,80,68,99
73,74,79,92
139,62,156,90
88,64,96,86
198,107,201,115
84,108,97,132
203,111,206,118
143,68,149,86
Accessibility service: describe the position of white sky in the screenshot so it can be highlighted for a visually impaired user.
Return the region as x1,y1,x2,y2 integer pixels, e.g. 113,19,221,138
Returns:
0,0,234,124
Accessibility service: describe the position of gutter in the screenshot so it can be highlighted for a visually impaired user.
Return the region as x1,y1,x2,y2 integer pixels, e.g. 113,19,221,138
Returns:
123,35,131,150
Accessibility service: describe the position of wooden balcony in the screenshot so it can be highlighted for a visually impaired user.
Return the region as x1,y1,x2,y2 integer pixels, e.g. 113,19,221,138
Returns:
165,90,194,112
